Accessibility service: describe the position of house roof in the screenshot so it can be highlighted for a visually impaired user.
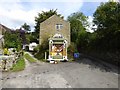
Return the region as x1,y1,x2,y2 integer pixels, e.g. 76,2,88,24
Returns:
0,35,3,40
0,24,12,34
40,14,70,24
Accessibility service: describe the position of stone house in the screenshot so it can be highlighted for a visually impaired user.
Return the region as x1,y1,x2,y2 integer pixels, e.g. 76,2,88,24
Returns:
39,15,70,61
0,24,11,49
39,15,70,46
0,24,11,34
0,35,4,50
0,24,4,49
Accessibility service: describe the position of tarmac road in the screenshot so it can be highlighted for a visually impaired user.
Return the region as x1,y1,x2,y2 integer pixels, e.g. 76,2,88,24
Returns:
1,56,118,88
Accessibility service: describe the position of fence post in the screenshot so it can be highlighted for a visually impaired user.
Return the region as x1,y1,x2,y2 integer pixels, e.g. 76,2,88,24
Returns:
45,52,47,60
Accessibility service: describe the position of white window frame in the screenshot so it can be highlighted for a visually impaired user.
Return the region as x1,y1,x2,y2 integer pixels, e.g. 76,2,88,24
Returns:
56,24,63,30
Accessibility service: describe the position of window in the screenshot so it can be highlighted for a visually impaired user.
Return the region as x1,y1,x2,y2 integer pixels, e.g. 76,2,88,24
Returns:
56,24,63,30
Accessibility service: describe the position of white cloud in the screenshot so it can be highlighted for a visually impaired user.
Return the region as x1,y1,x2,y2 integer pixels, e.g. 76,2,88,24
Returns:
0,1,49,31
0,0,109,2
88,16,93,22
1,0,108,31
86,16,97,33
0,1,84,31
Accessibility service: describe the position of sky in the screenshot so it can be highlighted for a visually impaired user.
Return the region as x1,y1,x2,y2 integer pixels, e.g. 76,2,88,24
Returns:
0,0,109,32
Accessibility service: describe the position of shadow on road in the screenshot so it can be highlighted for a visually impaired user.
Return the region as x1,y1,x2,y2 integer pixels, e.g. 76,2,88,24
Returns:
74,54,118,74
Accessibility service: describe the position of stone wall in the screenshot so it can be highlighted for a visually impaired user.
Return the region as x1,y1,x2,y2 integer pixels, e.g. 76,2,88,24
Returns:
39,15,70,46
0,55,15,71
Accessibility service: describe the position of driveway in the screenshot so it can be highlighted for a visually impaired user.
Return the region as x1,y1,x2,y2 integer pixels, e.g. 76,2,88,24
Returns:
1,56,118,88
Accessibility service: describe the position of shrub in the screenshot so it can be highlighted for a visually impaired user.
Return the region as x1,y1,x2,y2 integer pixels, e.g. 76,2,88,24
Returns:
68,42,77,53
33,45,40,52
67,42,78,59
34,40,49,60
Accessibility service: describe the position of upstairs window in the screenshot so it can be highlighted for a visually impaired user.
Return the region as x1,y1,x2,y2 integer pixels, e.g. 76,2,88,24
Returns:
56,24,63,30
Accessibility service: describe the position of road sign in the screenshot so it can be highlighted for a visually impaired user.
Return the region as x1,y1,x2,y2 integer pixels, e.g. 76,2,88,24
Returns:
74,53,80,58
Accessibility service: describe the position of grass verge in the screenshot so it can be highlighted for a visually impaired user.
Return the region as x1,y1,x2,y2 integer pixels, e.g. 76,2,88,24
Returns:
24,53,36,63
12,56,25,72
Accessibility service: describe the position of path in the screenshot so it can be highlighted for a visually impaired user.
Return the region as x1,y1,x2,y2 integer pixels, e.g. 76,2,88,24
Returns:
1,53,118,88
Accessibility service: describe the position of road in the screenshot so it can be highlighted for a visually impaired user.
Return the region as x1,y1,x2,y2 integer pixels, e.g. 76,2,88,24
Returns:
1,56,118,88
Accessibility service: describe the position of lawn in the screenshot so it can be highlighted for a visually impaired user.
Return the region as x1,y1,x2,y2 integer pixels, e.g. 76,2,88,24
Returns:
24,53,36,63
12,56,25,72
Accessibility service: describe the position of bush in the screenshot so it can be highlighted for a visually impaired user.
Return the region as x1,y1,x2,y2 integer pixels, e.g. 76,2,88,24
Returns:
33,45,40,52
67,42,78,59
68,42,77,53
34,40,49,60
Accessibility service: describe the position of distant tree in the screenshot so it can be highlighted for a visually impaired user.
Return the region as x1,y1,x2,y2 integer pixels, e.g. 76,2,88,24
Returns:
67,12,88,43
16,29,27,45
4,31,22,51
25,32,38,43
34,9,63,41
21,23,31,32
21,23,32,44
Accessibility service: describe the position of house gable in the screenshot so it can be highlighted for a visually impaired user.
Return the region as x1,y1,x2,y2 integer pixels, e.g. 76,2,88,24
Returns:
40,15,70,25
39,15,70,46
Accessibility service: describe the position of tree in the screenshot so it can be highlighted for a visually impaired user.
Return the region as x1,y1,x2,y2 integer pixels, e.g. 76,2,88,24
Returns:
93,2,120,51
76,30,91,52
34,9,63,40
4,31,22,50
16,28,27,45
21,23,31,32
93,2,120,36
25,32,38,43
67,12,88,43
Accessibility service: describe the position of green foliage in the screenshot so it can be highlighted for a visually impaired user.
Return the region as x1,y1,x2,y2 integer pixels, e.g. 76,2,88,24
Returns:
75,2,120,53
4,31,22,51
25,32,37,43
76,30,90,51
93,2,119,32
34,40,49,60
21,23,31,31
67,12,88,27
21,23,31,44
67,42,78,59
12,56,25,72
68,42,77,53
34,9,63,40
67,12,88,42
33,45,40,52
93,2,120,51
71,2,120,65
58,1,120,65
24,53,36,63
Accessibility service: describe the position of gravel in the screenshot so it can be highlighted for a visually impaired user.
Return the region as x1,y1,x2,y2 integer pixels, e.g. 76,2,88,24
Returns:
1,57,118,88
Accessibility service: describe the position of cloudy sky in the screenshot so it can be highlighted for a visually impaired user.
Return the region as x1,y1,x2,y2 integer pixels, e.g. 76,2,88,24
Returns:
0,0,109,31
